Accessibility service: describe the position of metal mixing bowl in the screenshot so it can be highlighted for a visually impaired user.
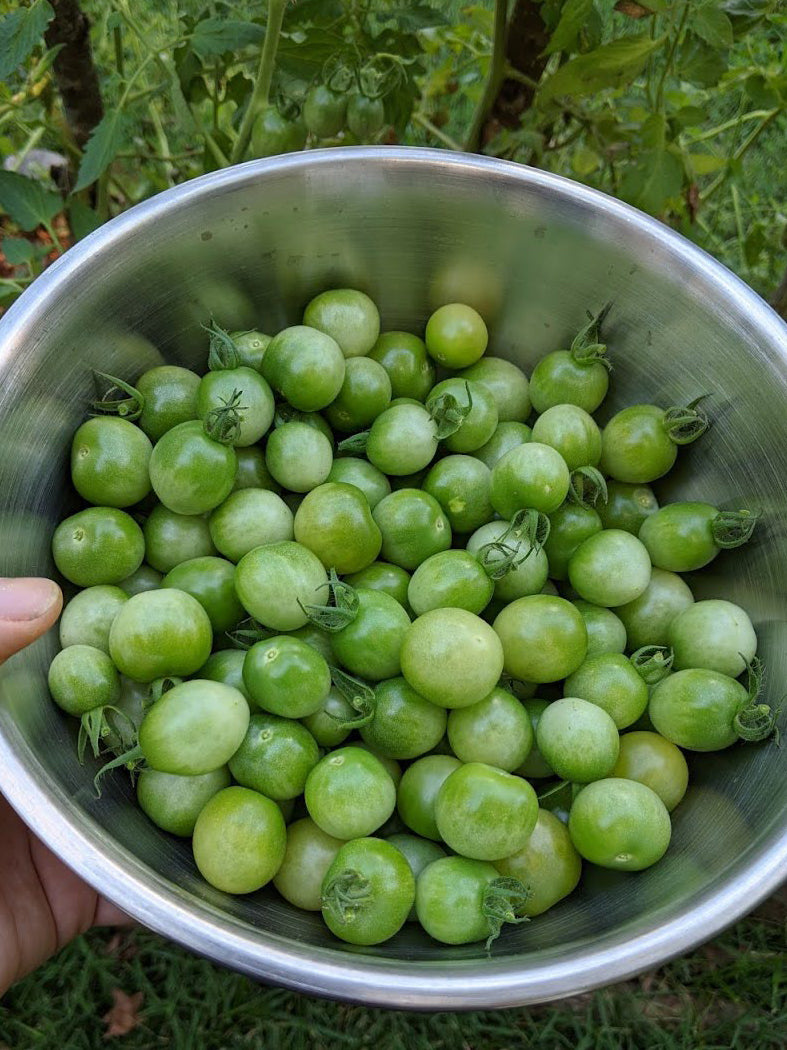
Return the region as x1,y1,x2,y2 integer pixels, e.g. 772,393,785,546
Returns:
0,148,785,1009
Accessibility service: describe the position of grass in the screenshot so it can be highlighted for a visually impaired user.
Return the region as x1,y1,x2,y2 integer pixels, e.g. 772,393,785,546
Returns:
1,892,785,1049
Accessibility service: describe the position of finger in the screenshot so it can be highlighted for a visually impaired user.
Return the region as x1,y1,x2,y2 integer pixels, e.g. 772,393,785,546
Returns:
0,578,63,665
94,897,137,928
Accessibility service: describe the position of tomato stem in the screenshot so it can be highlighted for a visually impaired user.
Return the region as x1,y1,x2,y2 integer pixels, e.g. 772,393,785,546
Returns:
321,868,373,925
568,466,608,507
327,666,376,729
569,303,613,370
230,0,288,164
203,319,240,371
662,395,710,445
204,389,247,445
630,645,674,685
92,744,145,798
89,370,145,421
301,569,360,632
224,617,276,650
482,877,530,952
712,508,760,549
428,381,474,440
337,431,370,455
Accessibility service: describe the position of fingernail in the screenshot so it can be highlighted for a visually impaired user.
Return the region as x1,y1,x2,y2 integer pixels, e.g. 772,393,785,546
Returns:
0,578,61,622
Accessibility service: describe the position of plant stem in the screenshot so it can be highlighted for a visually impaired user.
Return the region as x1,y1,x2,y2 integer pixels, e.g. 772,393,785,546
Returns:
230,0,287,165
464,0,509,152
686,109,777,145
412,112,463,151
654,0,690,112
730,183,746,269
701,109,781,201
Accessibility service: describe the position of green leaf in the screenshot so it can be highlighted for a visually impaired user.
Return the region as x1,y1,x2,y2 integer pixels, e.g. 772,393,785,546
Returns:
689,5,734,48
619,147,684,215
539,34,663,100
190,18,264,58
1,235,36,265
744,73,780,108
0,0,54,81
545,0,595,55
375,5,448,31
276,27,347,80
571,146,602,175
67,199,102,241
677,32,727,87
283,0,344,26
0,170,61,231
744,222,768,267
73,112,127,193
686,152,726,175
640,112,667,148
720,0,777,37
671,105,708,128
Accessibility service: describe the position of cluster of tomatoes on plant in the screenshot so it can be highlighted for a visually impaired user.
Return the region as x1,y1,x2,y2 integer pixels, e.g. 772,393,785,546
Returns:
47,285,775,949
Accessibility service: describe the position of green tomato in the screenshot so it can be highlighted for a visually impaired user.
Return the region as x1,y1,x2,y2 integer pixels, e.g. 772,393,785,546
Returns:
329,588,410,680
303,288,380,359
235,540,328,630
536,696,620,782
615,568,694,650
305,746,396,839
572,600,627,658
427,378,498,454
568,529,651,607
473,421,532,469
611,731,689,812
544,503,602,581
294,482,382,574
273,405,334,442
53,507,145,587
196,367,275,447
193,786,286,893
354,743,403,788
387,834,446,921
322,837,415,946
143,504,217,574
265,421,333,493
372,488,451,570
228,330,271,372
407,549,493,617
137,766,231,837
161,556,243,633
229,712,319,800
638,502,725,572
600,405,679,483
209,488,293,563
344,561,410,608
466,520,549,603
251,107,307,157
529,349,608,415
273,817,345,911
366,403,438,477
326,457,390,509
425,303,488,368
401,607,504,708
416,856,511,945
422,455,494,534
648,667,749,751
669,599,756,678
396,754,462,840
447,686,533,772
495,808,582,916
531,404,601,470
262,325,345,410
490,442,570,518
345,93,386,139
197,648,251,703
136,365,201,443
59,585,128,652
435,762,538,861
149,420,236,516
48,644,120,716
300,686,355,747
565,652,649,729
516,699,555,779
139,679,249,774
598,481,659,534
457,356,531,423
71,417,152,508
302,84,347,138
568,778,671,871
324,357,392,432
108,589,213,681
360,677,447,760
243,635,331,718
119,564,162,595
493,595,587,683
368,331,435,401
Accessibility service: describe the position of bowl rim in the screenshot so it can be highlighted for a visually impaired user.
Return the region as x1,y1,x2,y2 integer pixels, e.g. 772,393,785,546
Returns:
1,146,786,1009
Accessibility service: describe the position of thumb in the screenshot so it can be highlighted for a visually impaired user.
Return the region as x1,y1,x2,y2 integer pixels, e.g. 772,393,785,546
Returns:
0,578,63,665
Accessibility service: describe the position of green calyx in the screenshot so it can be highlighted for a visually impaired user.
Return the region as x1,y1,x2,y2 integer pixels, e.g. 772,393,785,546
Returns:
321,868,373,925
630,645,674,685
428,381,474,440
301,569,360,632
204,388,247,445
477,509,550,580
569,302,613,369
662,395,710,446
92,743,145,798
482,876,531,952
224,616,276,650
712,508,760,549
203,318,240,371
327,666,376,729
337,431,370,455
734,656,780,743
89,370,145,421
78,703,135,764
568,466,609,507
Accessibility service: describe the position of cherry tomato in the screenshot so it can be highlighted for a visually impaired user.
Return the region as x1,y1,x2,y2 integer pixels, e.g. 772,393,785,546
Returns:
273,817,345,911
435,762,537,861
600,405,683,484
372,489,451,570
572,600,627,658
407,549,493,617
387,834,446,921
162,556,244,632
568,778,671,871
119,564,163,596
360,677,447,759
638,502,732,572
415,856,510,945
71,417,152,508
192,785,286,893
209,488,293,563
490,442,570,518
265,422,334,493
59,585,128,653
143,504,216,573
303,288,380,359
493,595,587,683
474,421,532,469
344,561,410,608
228,330,271,372
567,529,651,607
544,504,602,581
467,519,549,603
229,712,319,799
108,588,213,681
669,599,756,678
137,365,201,443
52,507,145,587
345,94,386,139
611,731,689,811
326,457,391,510
598,480,658,535
396,754,462,840
422,455,494,535
251,108,307,157
615,567,693,650
294,482,382,574
262,325,345,410
243,635,331,719
531,404,601,470
536,696,620,782
197,648,252,703
366,403,439,477
457,356,531,423
48,644,120,716
648,668,748,751
324,357,392,432
302,84,347,138
565,652,649,729
447,686,533,772
321,837,415,945
304,746,396,839
529,349,609,415
495,809,582,915
196,367,275,447
330,589,411,680
137,766,231,837
427,378,498,454
425,303,488,368
149,420,236,516
235,541,328,630
368,331,435,401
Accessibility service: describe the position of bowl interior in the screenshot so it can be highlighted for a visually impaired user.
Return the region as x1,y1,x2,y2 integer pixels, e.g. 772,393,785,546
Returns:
1,149,785,1007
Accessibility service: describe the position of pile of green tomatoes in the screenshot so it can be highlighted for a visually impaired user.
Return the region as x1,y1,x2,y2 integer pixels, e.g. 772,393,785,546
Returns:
48,286,776,950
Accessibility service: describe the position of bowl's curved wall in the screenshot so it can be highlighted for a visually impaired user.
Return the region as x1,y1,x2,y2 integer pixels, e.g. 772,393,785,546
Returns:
0,148,785,1008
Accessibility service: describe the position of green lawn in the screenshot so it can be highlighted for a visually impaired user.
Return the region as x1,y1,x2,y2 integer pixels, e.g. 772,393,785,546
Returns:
1,891,785,1049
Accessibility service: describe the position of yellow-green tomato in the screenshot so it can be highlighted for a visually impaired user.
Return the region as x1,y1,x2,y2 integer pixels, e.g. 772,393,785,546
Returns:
137,766,231,837
273,817,345,911
447,687,533,771
536,697,620,783
493,595,587,683
435,762,538,860
294,482,382,574
611,731,689,811
192,786,286,893
108,588,212,682
495,809,582,915
568,778,672,871
235,541,328,630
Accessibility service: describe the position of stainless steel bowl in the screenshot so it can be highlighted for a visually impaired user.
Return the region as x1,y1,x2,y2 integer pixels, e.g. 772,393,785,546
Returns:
1,147,785,1009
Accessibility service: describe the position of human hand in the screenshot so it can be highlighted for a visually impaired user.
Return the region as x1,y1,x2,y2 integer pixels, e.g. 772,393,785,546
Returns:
0,577,130,996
